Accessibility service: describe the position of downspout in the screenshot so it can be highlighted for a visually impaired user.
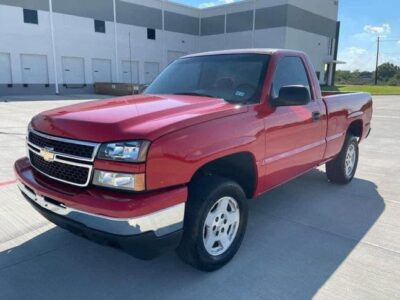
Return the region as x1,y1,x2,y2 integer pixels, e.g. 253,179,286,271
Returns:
252,0,256,48
331,21,341,86
162,0,166,69
224,7,227,47
113,0,119,83
48,0,59,94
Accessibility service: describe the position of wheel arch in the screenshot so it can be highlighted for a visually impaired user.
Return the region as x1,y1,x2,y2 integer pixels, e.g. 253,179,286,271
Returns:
190,152,258,199
348,119,363,139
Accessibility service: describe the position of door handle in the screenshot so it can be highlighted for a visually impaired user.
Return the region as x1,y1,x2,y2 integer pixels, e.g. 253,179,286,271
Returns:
312,111,321,121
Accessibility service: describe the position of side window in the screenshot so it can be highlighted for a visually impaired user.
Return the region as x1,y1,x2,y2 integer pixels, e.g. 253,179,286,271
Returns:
271,57,311,100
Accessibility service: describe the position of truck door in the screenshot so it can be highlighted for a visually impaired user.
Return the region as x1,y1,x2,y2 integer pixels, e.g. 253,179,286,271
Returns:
263,56,326,190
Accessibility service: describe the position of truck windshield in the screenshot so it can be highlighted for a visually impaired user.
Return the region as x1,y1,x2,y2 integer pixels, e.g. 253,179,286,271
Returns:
145,54,270,104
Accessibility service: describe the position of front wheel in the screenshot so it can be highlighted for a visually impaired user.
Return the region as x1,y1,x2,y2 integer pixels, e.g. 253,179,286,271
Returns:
326,134,359,184
177,176,248,271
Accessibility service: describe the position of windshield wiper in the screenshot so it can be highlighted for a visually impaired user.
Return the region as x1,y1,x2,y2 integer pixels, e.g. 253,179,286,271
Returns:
172,92,219,98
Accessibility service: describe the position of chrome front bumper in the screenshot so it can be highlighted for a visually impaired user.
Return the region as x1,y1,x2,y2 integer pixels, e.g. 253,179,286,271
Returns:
18,181,185,237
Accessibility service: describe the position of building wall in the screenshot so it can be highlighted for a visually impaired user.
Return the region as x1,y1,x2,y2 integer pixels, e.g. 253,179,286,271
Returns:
0,0,339,95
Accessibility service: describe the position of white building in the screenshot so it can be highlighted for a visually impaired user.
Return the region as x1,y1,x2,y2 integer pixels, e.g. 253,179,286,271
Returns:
0,0,340,95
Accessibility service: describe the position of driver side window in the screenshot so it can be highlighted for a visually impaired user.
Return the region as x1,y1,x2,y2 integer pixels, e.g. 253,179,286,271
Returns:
271,57,311,100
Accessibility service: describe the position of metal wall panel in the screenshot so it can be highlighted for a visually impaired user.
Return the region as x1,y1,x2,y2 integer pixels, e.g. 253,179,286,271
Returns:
0,0,48,11
165,11,199,35
226,10,253,33
200,15,225,36
53,0,113,21
255,5,287,30
286,5,337,38
0,1,338,38
117,1,162,29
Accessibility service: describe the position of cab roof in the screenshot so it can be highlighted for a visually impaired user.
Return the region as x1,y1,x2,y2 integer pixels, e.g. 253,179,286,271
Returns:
182,48,304,58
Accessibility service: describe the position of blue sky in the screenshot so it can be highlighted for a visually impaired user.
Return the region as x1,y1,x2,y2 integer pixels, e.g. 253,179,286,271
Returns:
173,0,400,71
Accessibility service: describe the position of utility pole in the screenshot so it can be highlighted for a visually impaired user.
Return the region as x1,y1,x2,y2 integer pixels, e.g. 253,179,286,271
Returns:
375,36,380,85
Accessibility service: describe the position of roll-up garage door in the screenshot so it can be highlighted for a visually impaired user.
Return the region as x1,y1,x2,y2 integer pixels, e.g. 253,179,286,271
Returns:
62,57,85,85
92,58,112,83
21,54,49,84
121,60,139,84
144,62,159,84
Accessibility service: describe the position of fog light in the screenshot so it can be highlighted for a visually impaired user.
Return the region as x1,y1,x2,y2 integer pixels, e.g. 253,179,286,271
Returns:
92,170,145,191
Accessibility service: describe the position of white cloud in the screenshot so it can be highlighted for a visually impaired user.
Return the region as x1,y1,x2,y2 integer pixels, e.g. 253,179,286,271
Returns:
348,47,368,56
338,23,398,71
198,0,240,8
363,24,391,35
338,46,400,71
337,47,373,71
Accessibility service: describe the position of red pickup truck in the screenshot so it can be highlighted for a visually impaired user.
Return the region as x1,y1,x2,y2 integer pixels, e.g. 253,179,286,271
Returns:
15,49,372,271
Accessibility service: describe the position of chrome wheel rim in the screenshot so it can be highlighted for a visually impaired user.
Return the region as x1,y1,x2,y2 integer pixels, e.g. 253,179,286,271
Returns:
345,143,356,177
202,196,240,256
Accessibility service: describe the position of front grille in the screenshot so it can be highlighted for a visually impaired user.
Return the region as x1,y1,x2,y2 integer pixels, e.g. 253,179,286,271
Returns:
29,131,95,159
27,129,99,186
29,151,90,186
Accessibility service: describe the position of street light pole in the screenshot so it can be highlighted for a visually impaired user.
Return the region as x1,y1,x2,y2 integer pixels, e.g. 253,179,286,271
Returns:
375,36,380,85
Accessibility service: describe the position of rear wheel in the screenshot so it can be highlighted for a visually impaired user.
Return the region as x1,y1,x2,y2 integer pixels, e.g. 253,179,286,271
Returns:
326,134,359,184
177,175,248,271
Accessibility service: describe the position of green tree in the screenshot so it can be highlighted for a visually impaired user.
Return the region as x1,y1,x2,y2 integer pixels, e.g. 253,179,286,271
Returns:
377,63,400,81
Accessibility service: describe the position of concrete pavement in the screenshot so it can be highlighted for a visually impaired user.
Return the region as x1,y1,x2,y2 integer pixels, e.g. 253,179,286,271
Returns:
0,95,399,299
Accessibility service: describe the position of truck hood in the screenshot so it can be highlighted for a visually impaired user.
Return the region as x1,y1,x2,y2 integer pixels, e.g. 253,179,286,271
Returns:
31,94,247,142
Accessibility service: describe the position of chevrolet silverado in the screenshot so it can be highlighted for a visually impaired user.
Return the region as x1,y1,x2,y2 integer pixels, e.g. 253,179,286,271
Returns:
15,49,373,271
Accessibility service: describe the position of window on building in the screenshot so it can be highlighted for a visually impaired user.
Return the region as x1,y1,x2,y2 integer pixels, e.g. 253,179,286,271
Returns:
23,9,38,24
147,28,156,40
270,56,311,100
94,20,106,33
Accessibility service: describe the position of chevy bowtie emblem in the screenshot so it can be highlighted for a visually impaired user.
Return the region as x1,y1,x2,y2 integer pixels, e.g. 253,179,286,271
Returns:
40,147,56,162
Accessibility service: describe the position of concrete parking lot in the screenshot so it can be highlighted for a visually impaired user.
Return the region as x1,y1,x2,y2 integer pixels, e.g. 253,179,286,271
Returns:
0,95,399,299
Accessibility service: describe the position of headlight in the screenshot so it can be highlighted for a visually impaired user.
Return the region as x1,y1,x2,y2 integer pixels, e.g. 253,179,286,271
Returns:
92,170,145,191
97,141,150,162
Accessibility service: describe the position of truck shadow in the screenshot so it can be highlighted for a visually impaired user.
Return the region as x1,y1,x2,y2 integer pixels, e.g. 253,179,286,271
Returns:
0,169,384,299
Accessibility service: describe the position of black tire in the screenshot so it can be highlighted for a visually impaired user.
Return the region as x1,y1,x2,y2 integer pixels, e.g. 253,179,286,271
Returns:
176,175,248,271
326,134,359,184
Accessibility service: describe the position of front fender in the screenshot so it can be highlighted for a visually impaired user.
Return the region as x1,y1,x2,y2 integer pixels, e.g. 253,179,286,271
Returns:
146,111,265,190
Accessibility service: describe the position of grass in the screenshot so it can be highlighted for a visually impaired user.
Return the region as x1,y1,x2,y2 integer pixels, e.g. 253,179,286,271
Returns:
321,85,400,95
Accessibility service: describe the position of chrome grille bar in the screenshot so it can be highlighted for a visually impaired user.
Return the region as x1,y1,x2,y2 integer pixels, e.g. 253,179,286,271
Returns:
26,129,100,187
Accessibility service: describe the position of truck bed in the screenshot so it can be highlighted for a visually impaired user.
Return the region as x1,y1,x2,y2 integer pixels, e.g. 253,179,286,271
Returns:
322,92,373,160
